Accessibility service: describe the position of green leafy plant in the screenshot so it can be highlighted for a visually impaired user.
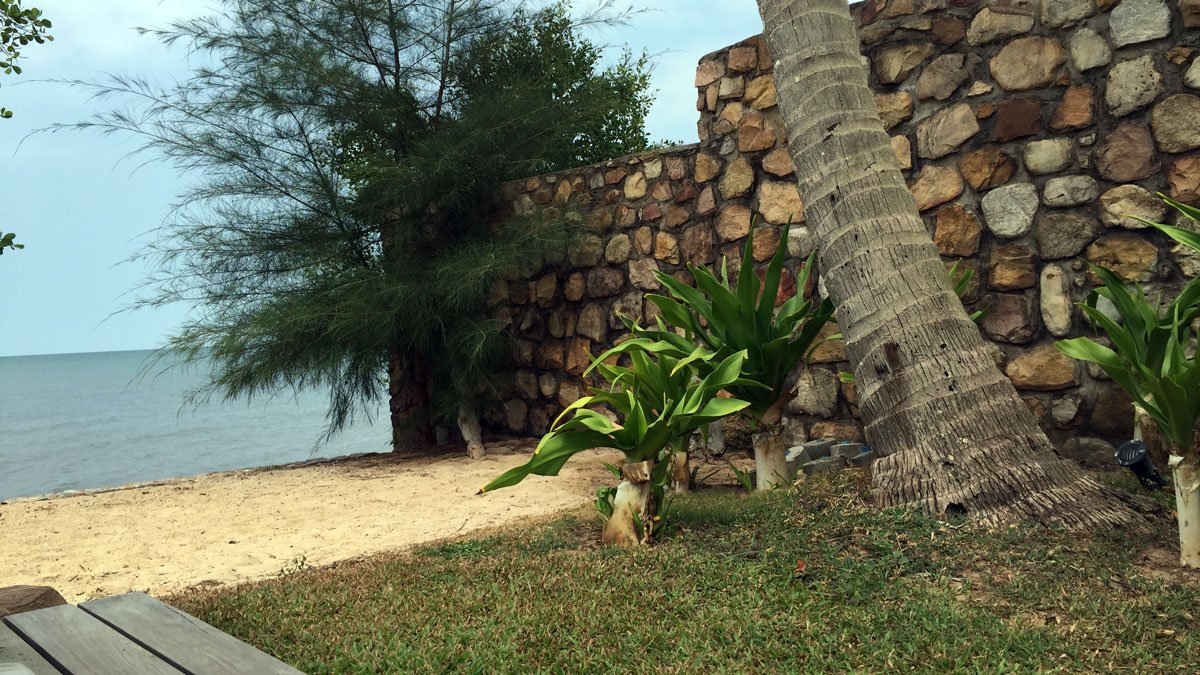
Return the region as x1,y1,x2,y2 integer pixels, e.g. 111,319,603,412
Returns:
1056,195,1200,567
481,339,756,544
0,231,22,255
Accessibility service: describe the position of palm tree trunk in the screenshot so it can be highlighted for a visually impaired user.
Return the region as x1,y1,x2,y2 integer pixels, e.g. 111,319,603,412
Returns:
755,0,1151,528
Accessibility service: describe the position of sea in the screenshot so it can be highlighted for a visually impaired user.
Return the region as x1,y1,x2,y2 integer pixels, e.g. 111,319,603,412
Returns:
0,349,391,502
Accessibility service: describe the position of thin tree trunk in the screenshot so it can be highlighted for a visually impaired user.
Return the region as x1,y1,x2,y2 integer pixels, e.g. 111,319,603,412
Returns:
752,426,790,490
458,400,486,459
602,460,655,546
756,0,1151,528
387,345,435,452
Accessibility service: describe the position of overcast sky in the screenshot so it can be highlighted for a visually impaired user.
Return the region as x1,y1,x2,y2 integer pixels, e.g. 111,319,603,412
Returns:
0,0,763,357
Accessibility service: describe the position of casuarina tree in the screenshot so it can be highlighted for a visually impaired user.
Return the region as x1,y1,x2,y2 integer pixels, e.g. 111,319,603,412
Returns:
754,0,1152,528
60,0,655,454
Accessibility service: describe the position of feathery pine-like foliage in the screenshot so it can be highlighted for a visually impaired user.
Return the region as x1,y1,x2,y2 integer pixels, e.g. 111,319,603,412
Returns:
55,0,655,447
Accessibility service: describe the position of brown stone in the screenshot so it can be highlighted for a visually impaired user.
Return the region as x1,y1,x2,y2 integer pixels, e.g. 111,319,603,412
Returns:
910,164,964,211
1090,385,1135,438
1094,122,1160,182
655,232,680,264
745,75,778,110
916,54,972,101
629,258,661,290
1185,0,1200,28
681,224,715,265
718,76,745,99
991,98,1043,142
875,91,914,130
981,294,1038,344
737,112,778,152
809,322,846,363
916,102,980,159
989,36,1065,91
674,181,697,204
587,267,625,297
536,341,565,370
534,273,557,308
640,204,663,223
717,204,753,241
947,258,981,302
576,303,607,342
651,181,673,202
1086,234,1159,282
934,203,981,256
718,156,755,200
751,225,782,262
1005,344,1078,391
932,16,967,44
714,100,744,135
531,187,553,204
1167,156,1200,203
1050,84,1094,130
757,180,805,225
809,421,863,443
615,204,637,228
565,338,592,376
976,101,998,119
696,185,717,216
665,205,691,229
727,45,758,72
623,172,647,200
892,135,913,170
761,148,795,177
695,59,724,87
667,156,687,181
967,7,1035,45
874,43,935,84
988,244,1038,290
959,146,1015,191
587,208,613,233
633,226,653,256
0,586,67,619
564,272,586,301
604,167,626,185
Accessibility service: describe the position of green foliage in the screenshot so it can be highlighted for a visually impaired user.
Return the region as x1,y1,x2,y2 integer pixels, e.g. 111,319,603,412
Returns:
622,224,835,423
65,0,655,444
947,259,984,322
0,230,22,255
0,0,51,118
174,475,1200,673
1057,196,1200,453
481,340,756,495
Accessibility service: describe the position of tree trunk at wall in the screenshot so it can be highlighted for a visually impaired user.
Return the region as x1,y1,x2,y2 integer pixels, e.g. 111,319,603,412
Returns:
387,346,435,452
755,0,1151,528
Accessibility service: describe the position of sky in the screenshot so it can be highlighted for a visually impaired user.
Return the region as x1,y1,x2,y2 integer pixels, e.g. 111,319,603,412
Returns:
0,0,764,357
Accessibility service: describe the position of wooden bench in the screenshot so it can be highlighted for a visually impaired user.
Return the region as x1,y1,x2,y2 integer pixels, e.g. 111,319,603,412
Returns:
0,592,301,674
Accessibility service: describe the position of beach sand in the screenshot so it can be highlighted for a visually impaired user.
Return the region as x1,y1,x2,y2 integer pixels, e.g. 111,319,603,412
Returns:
0,442,619,603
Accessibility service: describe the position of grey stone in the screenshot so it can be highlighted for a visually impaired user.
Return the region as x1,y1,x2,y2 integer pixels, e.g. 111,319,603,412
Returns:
1052,396,1082,427
604,234,632,264
1040,264,1073,337
801,438,836,459
1060,437,1117,469
1069,27,1111,72
802,456,848,476
1036,213,1100,259
538,373,557,398
981,183,1039,238
1186,60,1200,90
1043,175,1098,207
1041,0,1094,27
628,258,661,290
576,303,607,341
831,442,865,460
1099,184,1168,229
1023,138,1073,174
848,450,875,468
1109,0,1171,49
786,367,840,418
610,292,643,328
966,7,1034,46
787,226,816,259
568,234,604,267
916,102,980,159
1105,55,1164,118
1150,95,1200,154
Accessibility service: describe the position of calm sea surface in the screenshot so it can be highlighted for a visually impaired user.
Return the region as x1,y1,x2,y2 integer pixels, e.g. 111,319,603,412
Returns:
0,350,390,501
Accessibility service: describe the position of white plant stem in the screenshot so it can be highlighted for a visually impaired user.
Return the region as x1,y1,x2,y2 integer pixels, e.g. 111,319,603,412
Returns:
671,451,690,494
602,479,652,546
753,428,790,490
1170,454,1200,568
458,403,485,460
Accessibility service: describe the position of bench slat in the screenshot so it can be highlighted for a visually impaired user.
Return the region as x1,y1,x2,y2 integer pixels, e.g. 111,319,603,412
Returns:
0,622,58,675
81,593,300,675
4,604,178,675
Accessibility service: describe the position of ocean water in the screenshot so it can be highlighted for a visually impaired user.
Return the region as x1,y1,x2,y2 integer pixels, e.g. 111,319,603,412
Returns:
0,349,391,501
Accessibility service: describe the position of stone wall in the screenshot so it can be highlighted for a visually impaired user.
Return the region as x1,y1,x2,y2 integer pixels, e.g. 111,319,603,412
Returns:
486,0,1200,463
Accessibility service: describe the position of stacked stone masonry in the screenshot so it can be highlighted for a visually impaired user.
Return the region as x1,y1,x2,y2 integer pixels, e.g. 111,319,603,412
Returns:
486,0,1200,467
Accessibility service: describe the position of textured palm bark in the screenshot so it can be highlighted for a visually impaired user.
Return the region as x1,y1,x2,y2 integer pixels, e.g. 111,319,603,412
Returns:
756,0,1151,528
387,346,435,452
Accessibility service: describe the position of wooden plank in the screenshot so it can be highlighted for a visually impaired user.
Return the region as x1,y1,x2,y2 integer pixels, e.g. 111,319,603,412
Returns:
0,622,58,675
4,605,178,675
81,594,300,675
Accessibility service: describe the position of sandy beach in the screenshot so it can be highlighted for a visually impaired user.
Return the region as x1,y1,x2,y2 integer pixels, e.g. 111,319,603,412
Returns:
0,442,619,603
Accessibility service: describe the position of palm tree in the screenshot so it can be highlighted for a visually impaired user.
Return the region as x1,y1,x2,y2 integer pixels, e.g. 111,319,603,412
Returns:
753,0,1150,528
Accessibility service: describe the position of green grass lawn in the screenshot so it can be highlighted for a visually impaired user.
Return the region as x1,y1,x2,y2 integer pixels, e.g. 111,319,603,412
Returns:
171,471,1199,673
